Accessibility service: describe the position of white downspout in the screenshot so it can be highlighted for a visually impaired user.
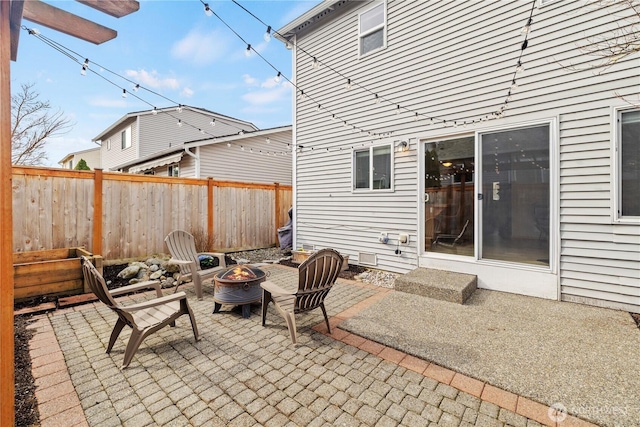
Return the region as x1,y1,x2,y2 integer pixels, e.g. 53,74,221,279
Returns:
184,146,200,178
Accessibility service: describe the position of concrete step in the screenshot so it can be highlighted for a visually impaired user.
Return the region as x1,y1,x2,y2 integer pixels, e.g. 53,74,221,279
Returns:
394,268,477,304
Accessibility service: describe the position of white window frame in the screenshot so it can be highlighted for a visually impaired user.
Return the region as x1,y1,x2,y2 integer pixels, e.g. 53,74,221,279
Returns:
612,106,640,223
121,128,131,150
106,139,111,151
358,1,386,58
352,143,394,192
168,163,179,177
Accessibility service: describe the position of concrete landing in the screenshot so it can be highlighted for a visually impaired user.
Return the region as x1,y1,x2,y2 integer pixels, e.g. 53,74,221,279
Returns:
394,267,477,304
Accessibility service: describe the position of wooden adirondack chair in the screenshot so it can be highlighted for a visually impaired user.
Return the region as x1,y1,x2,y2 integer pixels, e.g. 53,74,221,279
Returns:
261,248,343,344
81,257,200,369
164,230,226,300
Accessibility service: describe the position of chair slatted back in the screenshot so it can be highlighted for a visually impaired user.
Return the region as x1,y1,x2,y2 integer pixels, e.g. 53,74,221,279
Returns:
82,257,135,327
165,230,200,275
295,249,343,313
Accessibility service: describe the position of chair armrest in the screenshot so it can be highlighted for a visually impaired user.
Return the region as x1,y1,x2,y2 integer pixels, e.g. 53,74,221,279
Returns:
198,252,227,268
261,280,296,296
109,280,162,298
167,258,194,266
120,292,188,312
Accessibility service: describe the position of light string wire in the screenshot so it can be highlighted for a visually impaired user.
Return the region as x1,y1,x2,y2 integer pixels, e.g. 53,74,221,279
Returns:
203,0,392,141
229,0,537,131
20,26,292,156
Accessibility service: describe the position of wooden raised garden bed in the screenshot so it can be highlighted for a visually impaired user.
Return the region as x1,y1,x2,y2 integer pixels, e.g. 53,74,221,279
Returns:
13,247,103,302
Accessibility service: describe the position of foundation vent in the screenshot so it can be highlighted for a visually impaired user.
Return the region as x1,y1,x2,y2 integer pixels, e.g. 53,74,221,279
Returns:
358,252,377,266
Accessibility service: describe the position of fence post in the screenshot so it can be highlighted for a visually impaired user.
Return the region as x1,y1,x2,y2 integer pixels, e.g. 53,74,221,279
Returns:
274,182,280,246
207,177,214,250
93,169,103,256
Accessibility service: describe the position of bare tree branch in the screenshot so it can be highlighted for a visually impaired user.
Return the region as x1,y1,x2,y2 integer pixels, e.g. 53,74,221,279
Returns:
11,82,74,166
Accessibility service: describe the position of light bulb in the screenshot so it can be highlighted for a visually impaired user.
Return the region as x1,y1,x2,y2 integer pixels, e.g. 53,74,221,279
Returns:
511,79,518,90
177,120,182,127
516,61,524,73
375,94,380,104
152,107,158,115
274,71,281,83
266,137,270,144
239,130,245,135
316,104,321,112
521,19,532,34
414,112,419,122
176,105,183,113
264,26,272,42
204,3,213,16
210,118,216,126
80,65,87,76
345,78,351,90
245,44,252,57
133,84,140,92
122,89,127,98
227,142,231,147
396,105,401,115
241,146,245,151
312,57,319,69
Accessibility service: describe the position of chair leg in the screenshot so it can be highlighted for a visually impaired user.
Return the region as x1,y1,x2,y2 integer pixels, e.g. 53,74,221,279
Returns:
283,312,297,345
122,328,148,369
107,319,126,353
320,303,331,334
193,274,203,300
261,290,272,326
183,300,200,342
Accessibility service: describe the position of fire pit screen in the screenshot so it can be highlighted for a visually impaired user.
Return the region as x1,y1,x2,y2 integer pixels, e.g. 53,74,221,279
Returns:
213,265,266,318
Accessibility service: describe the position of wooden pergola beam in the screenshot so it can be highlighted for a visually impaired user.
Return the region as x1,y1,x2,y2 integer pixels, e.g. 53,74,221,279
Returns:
9,0,23,61
76,0,139,18
23,0,117,45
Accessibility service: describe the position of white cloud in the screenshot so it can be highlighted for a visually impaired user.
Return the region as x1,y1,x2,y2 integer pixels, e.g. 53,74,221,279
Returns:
180,87,194,98
171,28,230,65
243,74,259,86
242,82,291,106
279,1,321,26
125,69,179,90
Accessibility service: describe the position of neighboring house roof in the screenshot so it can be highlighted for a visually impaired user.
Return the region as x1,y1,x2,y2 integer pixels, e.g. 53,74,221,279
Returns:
112,125,293,173
57,146,101,166
91,105,259,143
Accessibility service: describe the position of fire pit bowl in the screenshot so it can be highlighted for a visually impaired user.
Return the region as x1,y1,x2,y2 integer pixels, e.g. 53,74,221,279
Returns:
213,265,267,318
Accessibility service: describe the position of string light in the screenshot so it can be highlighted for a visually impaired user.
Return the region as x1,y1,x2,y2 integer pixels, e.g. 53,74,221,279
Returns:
263,25,272,42
177,119,183,127
176,104,183,113
274,71,281,83
266,137,270,144
152,107,157,115
210,118,216,126
133,83,140,92
521,17,532,34
80,58,89,76
121,89,127,98
312,57,319,69
345,78,352,90
375,94,380,104
204,3,213,17
516,61,524,73
245,44,252,57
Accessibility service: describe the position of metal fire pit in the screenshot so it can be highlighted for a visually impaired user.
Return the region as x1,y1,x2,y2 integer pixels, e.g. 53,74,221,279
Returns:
213,265,266,318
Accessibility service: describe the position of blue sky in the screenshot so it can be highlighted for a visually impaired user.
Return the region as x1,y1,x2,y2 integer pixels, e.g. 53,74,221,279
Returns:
11,0,318,166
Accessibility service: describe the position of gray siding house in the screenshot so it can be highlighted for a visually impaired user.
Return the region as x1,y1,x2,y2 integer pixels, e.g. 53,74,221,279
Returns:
58,147,101,170
92,106,292,185
278,0,639,312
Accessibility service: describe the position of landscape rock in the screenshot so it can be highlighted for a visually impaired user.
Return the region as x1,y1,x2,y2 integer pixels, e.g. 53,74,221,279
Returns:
117,265,141,279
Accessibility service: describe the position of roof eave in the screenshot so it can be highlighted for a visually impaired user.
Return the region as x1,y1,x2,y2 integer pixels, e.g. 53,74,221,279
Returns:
276,0,357,42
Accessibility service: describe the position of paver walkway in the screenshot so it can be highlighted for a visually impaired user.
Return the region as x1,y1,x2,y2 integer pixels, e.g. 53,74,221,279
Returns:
27,264,598,427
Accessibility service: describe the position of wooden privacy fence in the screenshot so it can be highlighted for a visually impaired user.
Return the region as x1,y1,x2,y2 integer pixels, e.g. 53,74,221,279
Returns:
12,166,292,260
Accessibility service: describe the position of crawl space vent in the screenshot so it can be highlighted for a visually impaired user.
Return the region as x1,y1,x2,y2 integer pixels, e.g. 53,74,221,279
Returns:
358,252,377,266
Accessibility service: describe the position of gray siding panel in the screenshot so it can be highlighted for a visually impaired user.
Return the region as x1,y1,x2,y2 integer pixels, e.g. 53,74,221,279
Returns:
290,0,640,309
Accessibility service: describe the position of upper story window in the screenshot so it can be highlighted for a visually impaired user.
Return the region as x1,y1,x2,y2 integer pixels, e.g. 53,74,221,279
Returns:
106,139,111,150
359,2,386,57
168,164,179,177
353,144,392,191
121,128,131,150
615,108,640,221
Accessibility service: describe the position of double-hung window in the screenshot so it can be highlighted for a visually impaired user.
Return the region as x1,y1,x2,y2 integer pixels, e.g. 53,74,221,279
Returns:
121,128,131,150
615,108,640,221
359,2,386,56
168,164,179,177
353,144,392,190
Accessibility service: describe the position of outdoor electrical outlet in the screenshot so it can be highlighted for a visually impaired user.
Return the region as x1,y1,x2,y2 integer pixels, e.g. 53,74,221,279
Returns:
379,232,389,244
399,233,409,244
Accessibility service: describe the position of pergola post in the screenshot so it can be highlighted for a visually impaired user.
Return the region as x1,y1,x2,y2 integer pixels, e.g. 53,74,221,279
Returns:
0,1,15,425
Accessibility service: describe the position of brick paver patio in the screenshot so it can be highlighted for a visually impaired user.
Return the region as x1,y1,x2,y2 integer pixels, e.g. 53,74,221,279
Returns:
26,264,596,427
